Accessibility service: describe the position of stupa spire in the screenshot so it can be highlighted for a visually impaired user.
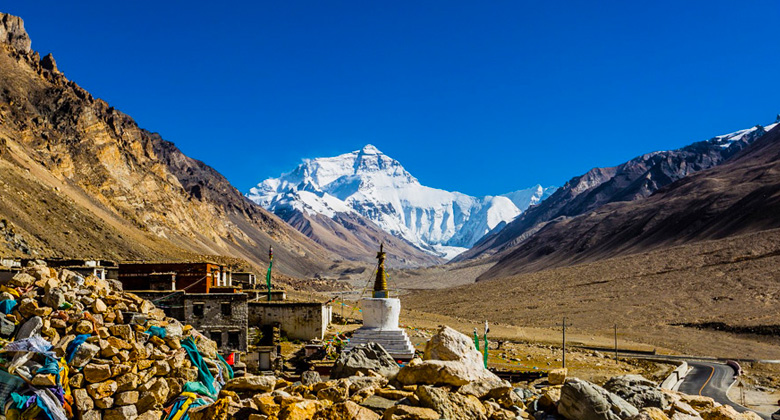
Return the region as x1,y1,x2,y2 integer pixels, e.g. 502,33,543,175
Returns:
373,243,389,298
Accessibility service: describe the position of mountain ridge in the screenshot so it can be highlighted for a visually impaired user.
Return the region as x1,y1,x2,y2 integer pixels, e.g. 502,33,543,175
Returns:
0,12,334,277
248,144,554,261
477,121,780,280
456,120,777,263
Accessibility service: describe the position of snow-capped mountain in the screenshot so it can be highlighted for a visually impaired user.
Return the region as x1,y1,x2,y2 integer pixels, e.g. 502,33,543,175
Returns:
247,145,554,260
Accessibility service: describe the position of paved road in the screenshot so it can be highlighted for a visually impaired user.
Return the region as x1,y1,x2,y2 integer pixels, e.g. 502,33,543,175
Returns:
678,361,768,420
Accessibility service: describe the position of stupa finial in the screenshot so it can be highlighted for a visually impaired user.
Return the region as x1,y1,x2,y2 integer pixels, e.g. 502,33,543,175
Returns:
373,243,389,298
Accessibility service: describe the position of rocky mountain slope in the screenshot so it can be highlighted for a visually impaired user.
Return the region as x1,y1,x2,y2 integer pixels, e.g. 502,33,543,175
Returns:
248,144,554,261
0,13,333,277
477,122,780,280
456,120,776,262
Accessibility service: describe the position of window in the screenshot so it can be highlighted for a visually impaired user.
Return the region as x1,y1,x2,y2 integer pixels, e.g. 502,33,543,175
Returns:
210,331,222,347
221,302,232,317
228,331,240,349
193,302,204,317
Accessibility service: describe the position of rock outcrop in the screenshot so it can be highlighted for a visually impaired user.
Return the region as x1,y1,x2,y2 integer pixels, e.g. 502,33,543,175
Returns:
0,13,31,52
0,12,333,278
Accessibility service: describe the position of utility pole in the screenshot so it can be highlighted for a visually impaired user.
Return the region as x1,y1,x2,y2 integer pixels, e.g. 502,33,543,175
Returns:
614,324,619,361
561,317,567,369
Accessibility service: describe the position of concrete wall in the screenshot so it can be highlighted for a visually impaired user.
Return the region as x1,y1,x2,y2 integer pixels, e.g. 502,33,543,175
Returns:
248,302,332,341
661,362,689,390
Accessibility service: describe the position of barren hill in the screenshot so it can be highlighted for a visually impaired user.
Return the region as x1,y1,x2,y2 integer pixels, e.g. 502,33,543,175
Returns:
403,227,780,360
479,123,780,281
457,122,772,263
0,13,333,277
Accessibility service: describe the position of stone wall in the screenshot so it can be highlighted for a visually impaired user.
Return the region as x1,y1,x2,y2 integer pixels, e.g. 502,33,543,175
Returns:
248,302,332,341
134,291,249,353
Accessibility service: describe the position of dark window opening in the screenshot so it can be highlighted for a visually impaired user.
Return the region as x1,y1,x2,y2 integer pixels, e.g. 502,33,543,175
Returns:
210,331,222,347
221,302,232,317
228,331,240,348
193,302,204,317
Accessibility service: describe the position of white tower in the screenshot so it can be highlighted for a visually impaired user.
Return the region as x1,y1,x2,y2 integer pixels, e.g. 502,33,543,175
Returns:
343,244,415,360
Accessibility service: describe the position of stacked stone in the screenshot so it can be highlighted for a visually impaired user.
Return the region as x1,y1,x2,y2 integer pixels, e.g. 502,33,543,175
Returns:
0,264,223,420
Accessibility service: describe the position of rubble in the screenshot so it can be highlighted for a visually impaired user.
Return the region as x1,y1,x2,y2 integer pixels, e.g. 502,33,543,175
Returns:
0,265,231,420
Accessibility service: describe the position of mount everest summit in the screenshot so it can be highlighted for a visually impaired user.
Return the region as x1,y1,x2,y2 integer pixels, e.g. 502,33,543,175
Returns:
247,145,554,262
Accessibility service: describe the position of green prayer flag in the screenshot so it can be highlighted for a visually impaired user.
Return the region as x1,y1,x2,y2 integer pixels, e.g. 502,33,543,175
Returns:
266,247,273,301
483,333,488,368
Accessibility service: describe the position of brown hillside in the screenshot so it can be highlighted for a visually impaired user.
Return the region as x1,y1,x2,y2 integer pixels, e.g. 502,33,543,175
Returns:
403,227,780,360
0,14,333,277
479,124,780,281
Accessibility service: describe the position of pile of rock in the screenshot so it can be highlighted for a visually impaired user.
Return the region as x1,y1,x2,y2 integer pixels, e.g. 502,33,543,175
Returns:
0,264,227,420
533,371,761,420
187,326,528,420
183,325,766,420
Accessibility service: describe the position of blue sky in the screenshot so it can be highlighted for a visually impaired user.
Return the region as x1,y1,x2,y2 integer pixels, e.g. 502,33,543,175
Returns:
5,1,779,196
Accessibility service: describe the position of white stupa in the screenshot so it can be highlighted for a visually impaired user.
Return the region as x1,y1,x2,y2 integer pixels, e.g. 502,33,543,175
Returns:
343,245,416,360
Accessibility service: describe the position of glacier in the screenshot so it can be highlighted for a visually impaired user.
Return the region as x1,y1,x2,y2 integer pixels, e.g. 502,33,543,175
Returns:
247,144,555,259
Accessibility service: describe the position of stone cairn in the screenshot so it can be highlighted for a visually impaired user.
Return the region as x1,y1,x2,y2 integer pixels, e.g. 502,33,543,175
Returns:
0,264,228,420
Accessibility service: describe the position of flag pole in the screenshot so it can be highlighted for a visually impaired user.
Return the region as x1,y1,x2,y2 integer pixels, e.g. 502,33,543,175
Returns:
266,246,273,301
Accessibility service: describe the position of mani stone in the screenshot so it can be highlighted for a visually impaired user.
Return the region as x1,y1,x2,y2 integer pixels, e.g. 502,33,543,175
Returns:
16,316,43,340
70,342,100,369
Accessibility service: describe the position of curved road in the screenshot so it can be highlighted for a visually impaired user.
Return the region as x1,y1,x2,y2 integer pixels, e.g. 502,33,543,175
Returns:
678,361,768,420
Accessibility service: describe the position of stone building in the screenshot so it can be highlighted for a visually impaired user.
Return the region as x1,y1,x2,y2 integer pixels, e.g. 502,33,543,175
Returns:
248,301,332,341
133,291,249,353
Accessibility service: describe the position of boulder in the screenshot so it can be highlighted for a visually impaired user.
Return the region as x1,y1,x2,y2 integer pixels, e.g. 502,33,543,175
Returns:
70,342,100,369
314,401,380,420
397,325,501,386
423,325,483,367
0,317,15,338
331,342,400,379
629,407,672,420
700,406,761,420
458,377,512,399
83,363,112,383
317,381,350,403
397,359,498,387
224,375,276,393
73,388,94,412
605,375,669,409
15,316,43,340
381,405,440,420
278,399,322,420
549,368,568,385
361,394,397,414
301,370,322,386
558,378,639,420
415,385,487,420
539,386,562,410
43,287,65,309
349,376,389,393
115,390,139,406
